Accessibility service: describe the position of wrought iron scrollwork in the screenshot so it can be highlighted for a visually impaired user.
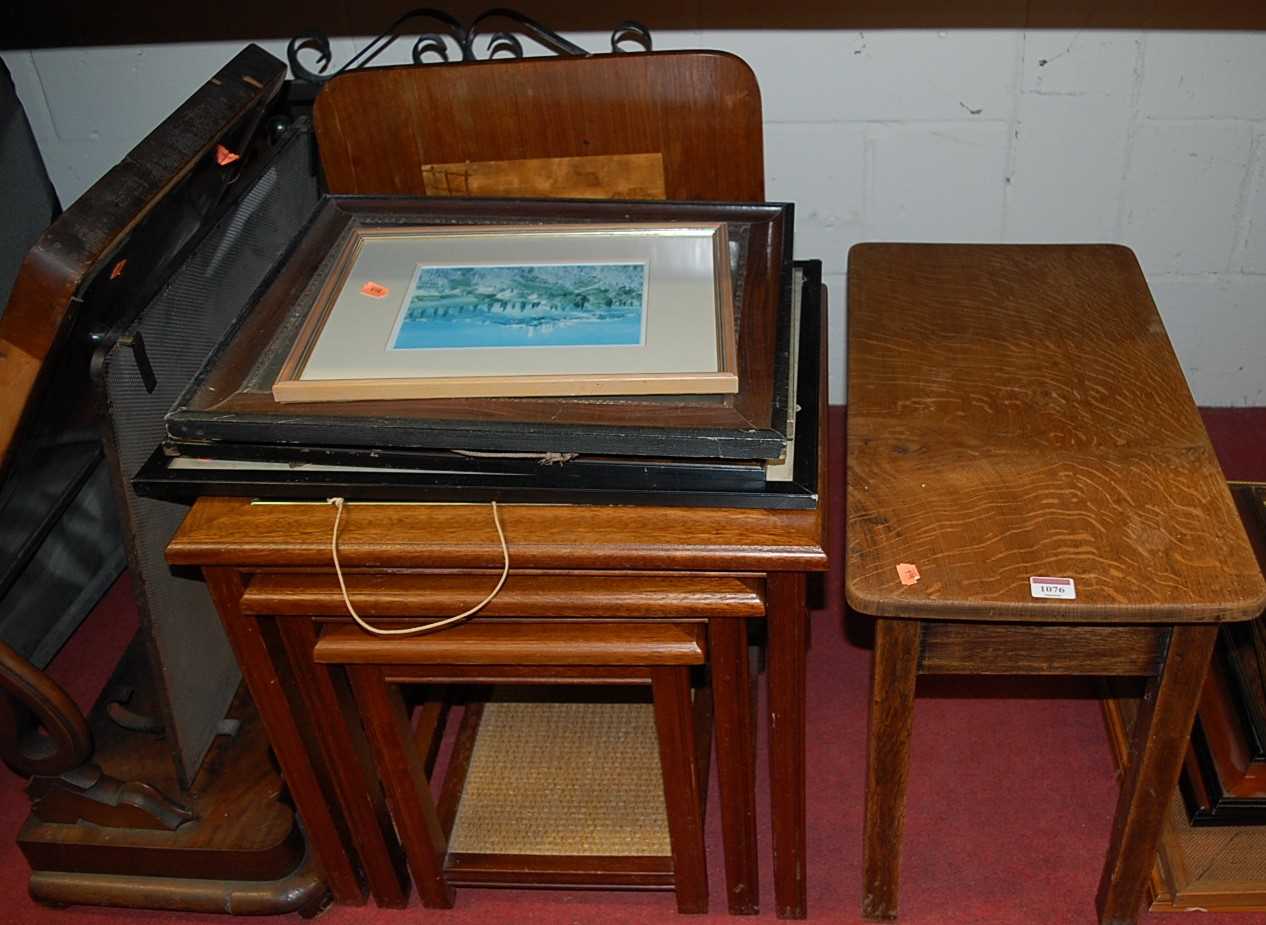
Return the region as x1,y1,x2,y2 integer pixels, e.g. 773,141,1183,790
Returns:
288,7,653,84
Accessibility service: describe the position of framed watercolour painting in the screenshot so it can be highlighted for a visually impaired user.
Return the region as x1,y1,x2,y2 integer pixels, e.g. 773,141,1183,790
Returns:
271,223,737,402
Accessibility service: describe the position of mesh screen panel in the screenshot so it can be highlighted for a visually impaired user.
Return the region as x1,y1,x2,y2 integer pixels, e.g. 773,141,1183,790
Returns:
99,129,320,783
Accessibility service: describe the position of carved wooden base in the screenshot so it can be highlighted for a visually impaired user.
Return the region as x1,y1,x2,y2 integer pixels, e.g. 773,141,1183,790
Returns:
18,637,324,914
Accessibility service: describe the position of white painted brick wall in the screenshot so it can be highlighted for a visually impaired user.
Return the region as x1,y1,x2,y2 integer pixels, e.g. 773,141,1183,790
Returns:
1235,128,1266,273
1140,34,1266,119
1150,274,1266,405
867,122,1011,241
764,123,866,267
1007,94,1131,241
1007,29,1137,242
4,28,1266,405
702,29,1020,122
1122,121,1255,274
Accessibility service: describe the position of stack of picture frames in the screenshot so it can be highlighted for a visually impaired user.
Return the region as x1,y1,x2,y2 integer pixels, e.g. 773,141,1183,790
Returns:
134,196,823,509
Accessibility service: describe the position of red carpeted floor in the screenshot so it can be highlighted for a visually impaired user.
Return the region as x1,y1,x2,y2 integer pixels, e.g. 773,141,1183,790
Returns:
1,406,1263,925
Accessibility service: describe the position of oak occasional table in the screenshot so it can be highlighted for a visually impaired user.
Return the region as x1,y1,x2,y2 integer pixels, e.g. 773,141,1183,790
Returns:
167,487,826,917
844,244,1266,925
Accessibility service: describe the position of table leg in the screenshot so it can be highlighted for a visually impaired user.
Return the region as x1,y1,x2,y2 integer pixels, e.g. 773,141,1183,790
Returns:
347,665,454,909
1095,624,1217,925
652,666,709,914
862,618,922,921
768,573,808,919
277,618,410,908
202,568,364,905
711,617,759,914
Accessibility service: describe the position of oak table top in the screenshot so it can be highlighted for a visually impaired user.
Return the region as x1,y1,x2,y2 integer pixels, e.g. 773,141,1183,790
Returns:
845,243,1266,624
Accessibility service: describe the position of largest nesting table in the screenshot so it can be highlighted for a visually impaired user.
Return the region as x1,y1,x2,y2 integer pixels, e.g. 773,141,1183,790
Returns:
167,486,827,917
845,243,1266,925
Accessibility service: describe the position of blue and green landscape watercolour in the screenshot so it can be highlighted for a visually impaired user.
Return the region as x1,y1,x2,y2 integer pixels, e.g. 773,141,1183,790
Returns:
390,262,647,350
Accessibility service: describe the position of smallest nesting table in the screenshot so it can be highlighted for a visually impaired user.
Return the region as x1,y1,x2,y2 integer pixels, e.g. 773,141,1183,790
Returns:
845,244,1266,925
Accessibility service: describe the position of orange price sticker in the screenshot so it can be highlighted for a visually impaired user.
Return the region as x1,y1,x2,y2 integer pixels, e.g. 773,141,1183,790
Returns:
896,563,921,586
360,281,390,299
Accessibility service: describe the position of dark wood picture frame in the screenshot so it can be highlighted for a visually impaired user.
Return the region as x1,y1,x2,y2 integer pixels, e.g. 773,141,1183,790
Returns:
164,196,794,460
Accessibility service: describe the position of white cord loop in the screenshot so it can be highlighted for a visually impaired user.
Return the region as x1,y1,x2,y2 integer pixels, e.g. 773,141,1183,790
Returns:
327,498,510,636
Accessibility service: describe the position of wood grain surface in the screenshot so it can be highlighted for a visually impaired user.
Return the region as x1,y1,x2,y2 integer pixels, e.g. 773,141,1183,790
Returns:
918,623,1167,676
767,571,809,918
313,52,763,203
241,573,764,619
314,622,706,667
346,665,454,909
846,244,1266,623
376,665,657,686
862,618,922,921
276,618,409,908
443,853,673,888
650,666,709,913
202,569,364,905
709,618,759,914
167,499,827,573
1096,624,1218,923
416,153,667,200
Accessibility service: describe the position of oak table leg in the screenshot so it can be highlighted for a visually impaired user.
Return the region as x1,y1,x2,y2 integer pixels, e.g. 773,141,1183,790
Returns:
276,618,410,908
710,617,759,914
202,569,364,905
1095,624,1218,925
651,667,709,914
768,572,808,919
862,618,922,922
347,665,455,909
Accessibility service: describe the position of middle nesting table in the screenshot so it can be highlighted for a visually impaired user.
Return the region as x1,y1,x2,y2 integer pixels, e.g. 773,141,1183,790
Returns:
241,573,760,914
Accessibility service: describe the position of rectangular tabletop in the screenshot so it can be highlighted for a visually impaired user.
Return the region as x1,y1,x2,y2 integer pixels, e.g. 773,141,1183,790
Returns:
845,244,1266,624
167,497,827,573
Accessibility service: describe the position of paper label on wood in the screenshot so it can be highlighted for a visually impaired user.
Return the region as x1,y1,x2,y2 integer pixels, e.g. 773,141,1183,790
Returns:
1030,577,1076,600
